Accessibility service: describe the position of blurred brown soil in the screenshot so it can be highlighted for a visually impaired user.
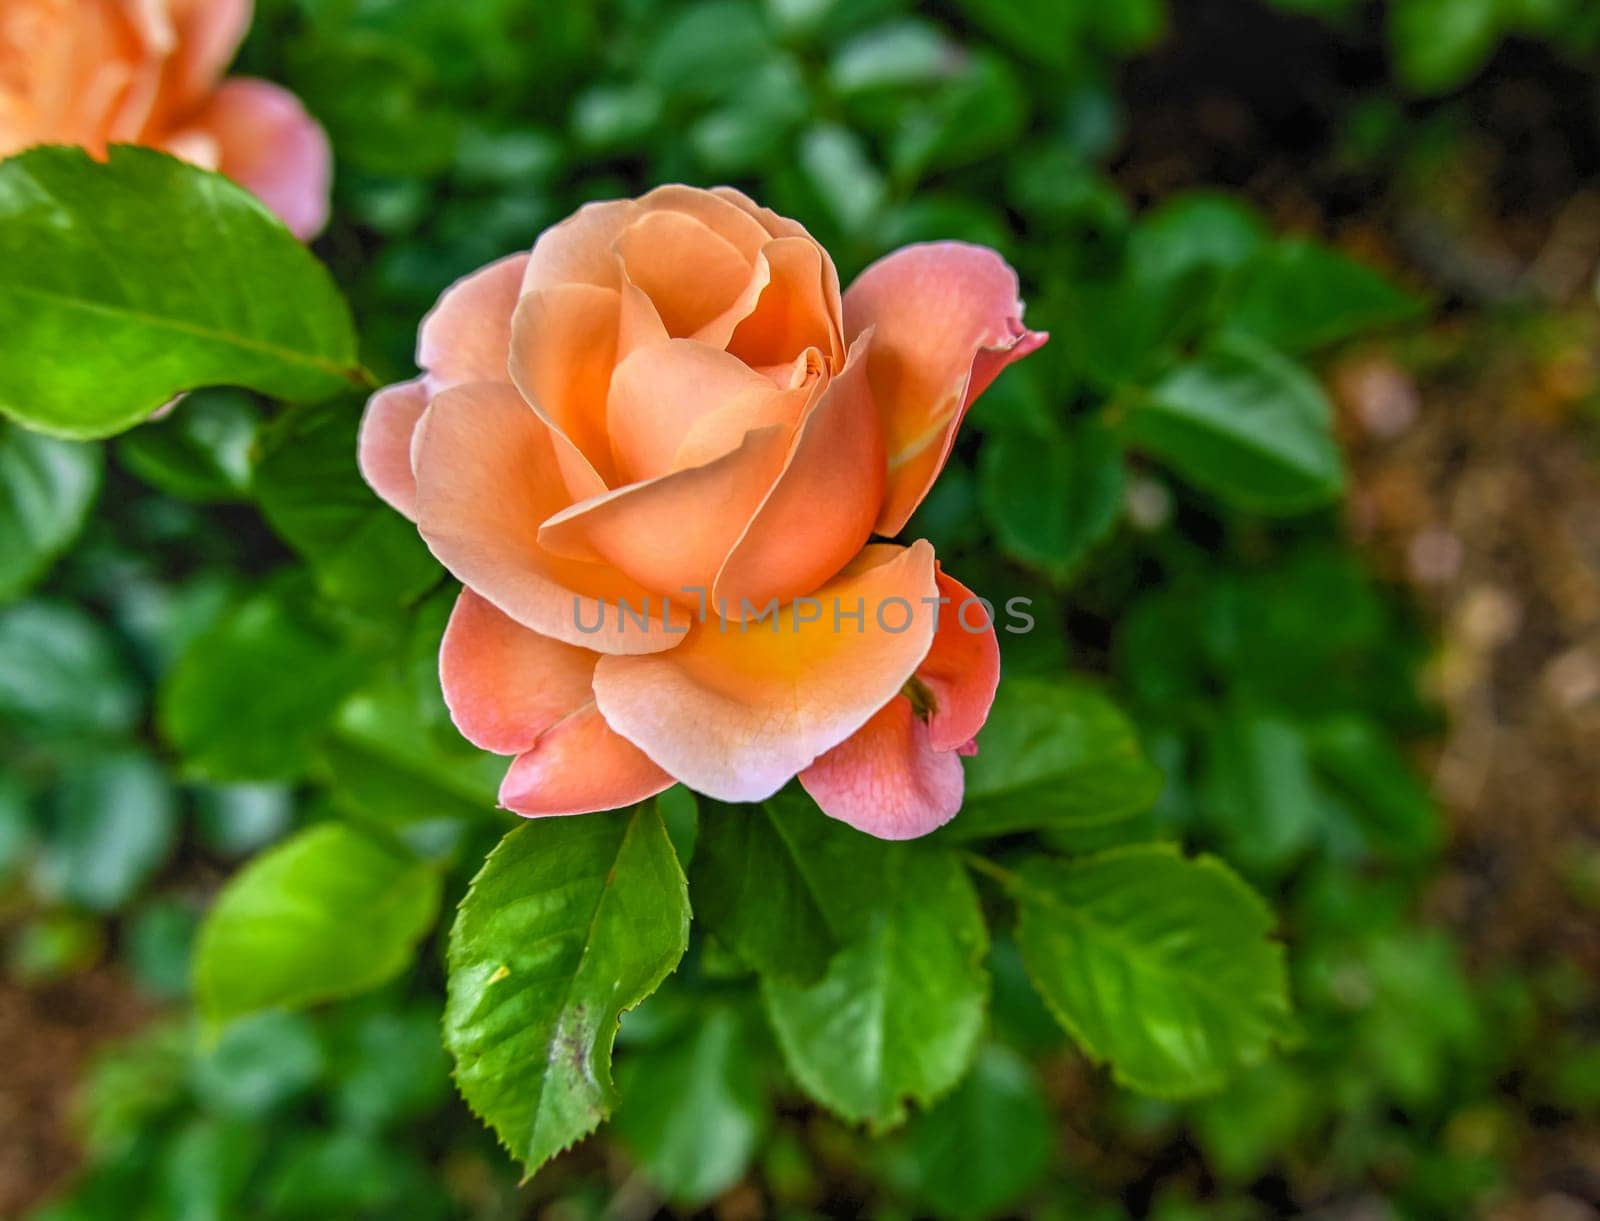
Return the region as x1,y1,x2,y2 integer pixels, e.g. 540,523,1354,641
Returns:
0,969,148,1217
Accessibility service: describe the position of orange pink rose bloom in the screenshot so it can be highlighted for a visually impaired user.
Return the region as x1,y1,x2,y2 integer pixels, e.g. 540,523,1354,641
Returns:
0,0,329,239
360,186,1045,839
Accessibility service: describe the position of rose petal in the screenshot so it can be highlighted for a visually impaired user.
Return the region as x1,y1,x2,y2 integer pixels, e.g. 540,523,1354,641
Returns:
500,702,673,817
613,210,755,340
843,242,1047,535
440,588,599,755
727,237,843,370
605,338,792,482
508,283,622,495
538,424,791,596
188,78,331,240
357,378,428,520
412,381,685,654
522,197,639,296
593,542,939,802
640,184,771,261
167,0,251,108
712,334,884,612
799,696,963,840
920,567,1000,752
713,185,843,343
418,252,530,390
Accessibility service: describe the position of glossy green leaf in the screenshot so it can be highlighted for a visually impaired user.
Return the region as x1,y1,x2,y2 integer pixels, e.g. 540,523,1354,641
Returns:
892,1044,1053,1219
763,848,988,1128
947,677,1163,840
160,585,369,781
445,805,690,1174
116,390,259,502
0,599,140,739
0,422,101,601
690,790,885,984
979,418,1124,581
253,400,440,608
1013,845,1291,1097
615,1004,768,1206
40,749,179,912
1127,334,1345,514
1226,240,1422,353
194,823,442,1025
0,146,362,439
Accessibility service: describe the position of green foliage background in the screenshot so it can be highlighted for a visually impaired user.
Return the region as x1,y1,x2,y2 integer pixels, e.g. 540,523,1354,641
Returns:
2,1,1596,1218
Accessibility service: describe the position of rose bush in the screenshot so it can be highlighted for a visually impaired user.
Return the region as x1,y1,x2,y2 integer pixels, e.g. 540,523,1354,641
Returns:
0,0,328,238
359,185,1045,838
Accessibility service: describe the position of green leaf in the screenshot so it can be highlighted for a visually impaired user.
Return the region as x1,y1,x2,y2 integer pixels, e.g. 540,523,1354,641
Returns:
0,599,140,739
190,1010,325,1116
1189,1060,1315,1182
0,774,31,885
1012,844,1290,1097
890,51,1028,183
1225,240,1422,353
1127,334,1345,514
829,20,957,95
1390,0,1503,93
946,677,1163,840
1128,193,1270,284
193,823,442,1025
328,1003,453,1130
1060,265,1219,391
1199,709,1327,872
0,146,361,439
116,389,259,502
763,847,988,1128
160,584,369,781
319,682,504,826
253,401,440,608
264,1129,451,1218
1309,715,1441,861
644,0,775,102
979,418,1124,581
0,422,101,601
690,790,885,984
891,1044,1053,1219
615,1004,769,1206
801,123,887,236
40,749,179,913
155,1118,261,1221
444,804,690,1174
